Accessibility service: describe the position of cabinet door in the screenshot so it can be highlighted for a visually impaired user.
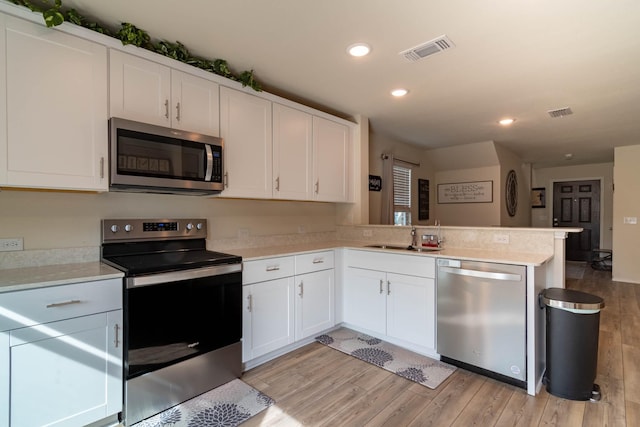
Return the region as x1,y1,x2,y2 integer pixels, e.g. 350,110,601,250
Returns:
1,16,108,191
109,49,171,127
386,273,435,349
171,69,219,136
343,267,386,334
9,311,122,427
243,278,294,362
312,116,349,202
220,87,272,198
295,269,334,340
272,103,313,200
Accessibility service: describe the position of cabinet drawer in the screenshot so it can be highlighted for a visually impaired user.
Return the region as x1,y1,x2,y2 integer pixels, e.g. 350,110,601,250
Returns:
243,256,295,284
295,251,334,275
347,249,435,278
0,278,122,332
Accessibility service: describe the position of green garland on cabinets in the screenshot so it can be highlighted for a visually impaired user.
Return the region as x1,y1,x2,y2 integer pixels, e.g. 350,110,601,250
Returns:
8,0,262,91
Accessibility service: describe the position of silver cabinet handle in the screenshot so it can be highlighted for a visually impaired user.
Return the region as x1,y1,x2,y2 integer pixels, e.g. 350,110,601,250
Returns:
46,300,81,308
299,281,304,297
387,280,391,295
176,102,181,121
164,99,169,118
315,180,319,194
266,266,280,272
275,176,280,191
312,259,324,264
247,294,253,312
114,323,120,348
379,279,383,294
224,172,229,188
100,157,105,179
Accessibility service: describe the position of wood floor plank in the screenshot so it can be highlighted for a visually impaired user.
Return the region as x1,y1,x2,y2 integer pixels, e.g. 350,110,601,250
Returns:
494,387,547,427
539,394,585,426
365,390,430,427
450,378,514,427
598,328,624,380
622,344,640,405
626,400,640,427
406,369,486,427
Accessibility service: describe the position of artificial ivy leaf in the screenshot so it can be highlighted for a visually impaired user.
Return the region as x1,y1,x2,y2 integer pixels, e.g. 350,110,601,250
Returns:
43,9,64,27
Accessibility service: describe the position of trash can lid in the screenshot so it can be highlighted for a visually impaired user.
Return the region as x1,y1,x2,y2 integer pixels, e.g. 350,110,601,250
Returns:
541,288,604,311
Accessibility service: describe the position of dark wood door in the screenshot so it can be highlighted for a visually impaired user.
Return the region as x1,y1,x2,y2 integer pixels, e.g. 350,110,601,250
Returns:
553,180,600,261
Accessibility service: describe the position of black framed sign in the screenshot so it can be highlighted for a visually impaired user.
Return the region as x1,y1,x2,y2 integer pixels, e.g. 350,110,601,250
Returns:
369,175,382,191
418,179,429,220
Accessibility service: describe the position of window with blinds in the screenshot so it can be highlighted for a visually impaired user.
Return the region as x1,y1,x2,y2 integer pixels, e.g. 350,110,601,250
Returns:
393,165,411,225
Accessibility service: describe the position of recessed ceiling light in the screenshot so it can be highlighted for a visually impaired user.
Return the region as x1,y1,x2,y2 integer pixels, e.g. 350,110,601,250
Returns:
347,43,371,57
565,153,573,160
498,118,516,126
391,88,409,97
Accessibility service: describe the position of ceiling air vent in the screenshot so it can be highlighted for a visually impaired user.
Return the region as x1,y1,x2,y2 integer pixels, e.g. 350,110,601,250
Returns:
548,107,573,118
399,35,455,62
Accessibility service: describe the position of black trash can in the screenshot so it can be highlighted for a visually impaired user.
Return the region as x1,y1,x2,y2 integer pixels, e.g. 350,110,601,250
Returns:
540,288,604,401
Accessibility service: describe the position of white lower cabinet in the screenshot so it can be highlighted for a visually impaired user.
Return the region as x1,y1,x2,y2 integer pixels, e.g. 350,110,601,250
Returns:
242,277,295,362
242,251,335,364
0,278,123,427
344,250,436,353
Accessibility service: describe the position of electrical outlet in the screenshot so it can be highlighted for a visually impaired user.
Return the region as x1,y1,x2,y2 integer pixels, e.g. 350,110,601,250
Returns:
0,238,24,252
624,217,638,225
362,230,373,237
237,228,250,239
493,234,510,244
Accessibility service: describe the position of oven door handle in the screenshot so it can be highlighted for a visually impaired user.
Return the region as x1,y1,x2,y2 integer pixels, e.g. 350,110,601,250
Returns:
125,263,242,288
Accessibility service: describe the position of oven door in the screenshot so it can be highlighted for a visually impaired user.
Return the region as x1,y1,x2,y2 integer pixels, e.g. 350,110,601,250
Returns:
124,269,242,380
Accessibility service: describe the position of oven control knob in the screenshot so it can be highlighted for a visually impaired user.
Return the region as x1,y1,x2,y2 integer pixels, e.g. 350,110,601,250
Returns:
196,223,203,230
110,225,119,233
186,223,194,231
124,224,133,232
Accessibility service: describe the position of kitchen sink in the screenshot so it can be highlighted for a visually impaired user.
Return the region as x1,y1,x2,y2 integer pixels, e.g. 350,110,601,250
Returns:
365,244,442,252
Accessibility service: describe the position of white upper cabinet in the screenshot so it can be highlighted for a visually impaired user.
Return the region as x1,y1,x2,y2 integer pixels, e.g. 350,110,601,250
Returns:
0,14,108,191
272,103,313,200
110,50,219,136
312,116,350,202
219,86,273,198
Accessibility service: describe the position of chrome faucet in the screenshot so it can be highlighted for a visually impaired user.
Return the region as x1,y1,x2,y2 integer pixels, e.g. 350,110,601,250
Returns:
411,227,417,248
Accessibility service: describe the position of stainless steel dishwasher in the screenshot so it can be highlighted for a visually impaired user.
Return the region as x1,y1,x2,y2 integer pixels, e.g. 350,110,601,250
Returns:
436,258,527,388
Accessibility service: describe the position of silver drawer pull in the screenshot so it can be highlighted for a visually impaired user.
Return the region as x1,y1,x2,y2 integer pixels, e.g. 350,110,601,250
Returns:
187,342,200,348
312,259,324,264
266,266,280,272
114,324,121,348
46,299,82,308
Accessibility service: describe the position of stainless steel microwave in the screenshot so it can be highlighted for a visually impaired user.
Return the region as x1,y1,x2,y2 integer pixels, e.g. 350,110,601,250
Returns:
109,118,223,195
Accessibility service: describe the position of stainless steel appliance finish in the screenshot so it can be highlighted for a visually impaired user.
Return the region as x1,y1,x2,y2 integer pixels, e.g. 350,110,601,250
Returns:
101,218,242,425
109,118,224,195
436,258,527,387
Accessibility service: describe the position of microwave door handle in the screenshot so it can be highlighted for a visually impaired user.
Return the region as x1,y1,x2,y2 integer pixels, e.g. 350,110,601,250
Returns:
205,145,213,181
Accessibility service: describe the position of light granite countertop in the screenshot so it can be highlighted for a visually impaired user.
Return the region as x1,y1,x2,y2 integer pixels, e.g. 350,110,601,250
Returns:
229,240,553,267
0,262,124,293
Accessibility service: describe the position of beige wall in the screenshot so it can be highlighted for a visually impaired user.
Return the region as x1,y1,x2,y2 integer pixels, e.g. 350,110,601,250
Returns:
0,190,337,250
613,146,640,283
368,132,434,225
532,162,614,250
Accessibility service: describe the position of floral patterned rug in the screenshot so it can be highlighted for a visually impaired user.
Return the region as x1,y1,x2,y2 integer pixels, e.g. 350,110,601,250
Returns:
316,327,456,389
132,379,274,427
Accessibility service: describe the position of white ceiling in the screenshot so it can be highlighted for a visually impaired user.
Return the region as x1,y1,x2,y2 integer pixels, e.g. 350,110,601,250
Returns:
65,0,640,167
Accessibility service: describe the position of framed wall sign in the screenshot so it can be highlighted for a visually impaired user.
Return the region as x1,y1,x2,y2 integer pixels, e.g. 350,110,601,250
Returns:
531,187,546,208
437,180,493,204
418,179,429,220
369,175,382,191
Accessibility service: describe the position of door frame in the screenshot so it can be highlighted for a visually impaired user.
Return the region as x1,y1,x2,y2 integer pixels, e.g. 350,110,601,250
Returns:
550,176,605,250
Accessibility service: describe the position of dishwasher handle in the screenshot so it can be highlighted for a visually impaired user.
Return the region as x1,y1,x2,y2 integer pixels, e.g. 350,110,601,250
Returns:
438,266,522,282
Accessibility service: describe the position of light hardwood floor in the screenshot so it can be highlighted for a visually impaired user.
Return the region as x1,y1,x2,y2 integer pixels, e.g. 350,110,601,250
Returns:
241,265,640,426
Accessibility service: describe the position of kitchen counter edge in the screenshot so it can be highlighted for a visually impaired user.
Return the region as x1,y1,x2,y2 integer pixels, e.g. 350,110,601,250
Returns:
0,262,124,293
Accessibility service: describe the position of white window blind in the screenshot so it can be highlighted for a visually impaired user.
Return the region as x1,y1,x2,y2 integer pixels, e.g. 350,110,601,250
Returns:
393,165,411,212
